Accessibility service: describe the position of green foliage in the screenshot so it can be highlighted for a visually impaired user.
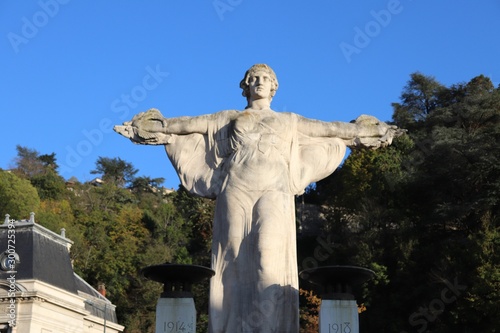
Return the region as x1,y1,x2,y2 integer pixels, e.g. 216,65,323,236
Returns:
173,186,214,265
91,156,138,187
30,168,66,200
11,145,66,200
392,72,445,127
130,175,165,194
13,145,46,178
0,171,40,219
307,73,500,332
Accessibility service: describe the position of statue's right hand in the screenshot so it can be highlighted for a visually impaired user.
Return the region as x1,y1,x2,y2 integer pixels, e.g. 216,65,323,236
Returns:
114,108,173,145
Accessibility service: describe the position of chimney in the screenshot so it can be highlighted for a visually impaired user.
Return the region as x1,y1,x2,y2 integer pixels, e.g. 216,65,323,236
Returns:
97,283,106,298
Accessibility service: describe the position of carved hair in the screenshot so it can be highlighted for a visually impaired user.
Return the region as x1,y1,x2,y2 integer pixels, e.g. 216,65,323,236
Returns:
239,64,279,104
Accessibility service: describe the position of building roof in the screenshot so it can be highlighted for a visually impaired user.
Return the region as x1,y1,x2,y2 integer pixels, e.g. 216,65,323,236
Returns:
0,213,119,324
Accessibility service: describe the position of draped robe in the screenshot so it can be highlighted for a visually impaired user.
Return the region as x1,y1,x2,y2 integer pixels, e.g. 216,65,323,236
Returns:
164,110,346,332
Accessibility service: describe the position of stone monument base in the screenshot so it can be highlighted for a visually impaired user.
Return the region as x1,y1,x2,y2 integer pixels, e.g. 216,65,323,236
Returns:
320,299,358,333
155,298,195,333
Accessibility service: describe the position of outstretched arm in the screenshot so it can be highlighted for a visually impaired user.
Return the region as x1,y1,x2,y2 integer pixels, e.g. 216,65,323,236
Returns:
114,108,220,145
296,114,404,149
164,115,211,135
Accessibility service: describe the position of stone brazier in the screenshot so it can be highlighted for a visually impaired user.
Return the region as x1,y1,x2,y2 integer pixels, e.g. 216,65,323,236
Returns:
300,265,375,333
142,263,214,333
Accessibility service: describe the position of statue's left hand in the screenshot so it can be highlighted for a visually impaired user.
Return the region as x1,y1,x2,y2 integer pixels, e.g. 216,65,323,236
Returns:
351,115,406,149
114,109,173,145
377,125,406,147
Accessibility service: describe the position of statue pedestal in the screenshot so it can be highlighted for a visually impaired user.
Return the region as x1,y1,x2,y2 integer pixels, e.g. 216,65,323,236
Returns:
155,298,196,333
300,266,375,333
142,263,215,333
319,299,358,333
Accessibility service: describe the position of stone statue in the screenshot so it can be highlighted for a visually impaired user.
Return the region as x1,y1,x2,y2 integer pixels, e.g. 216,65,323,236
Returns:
114,64,403,332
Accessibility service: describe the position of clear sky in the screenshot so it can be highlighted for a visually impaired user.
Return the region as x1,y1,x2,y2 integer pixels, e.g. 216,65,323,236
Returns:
2,0,499,189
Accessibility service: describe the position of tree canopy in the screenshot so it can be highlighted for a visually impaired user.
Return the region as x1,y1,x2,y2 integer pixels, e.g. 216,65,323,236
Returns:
91,156,139,187
0,171,40,219
307,73,500,332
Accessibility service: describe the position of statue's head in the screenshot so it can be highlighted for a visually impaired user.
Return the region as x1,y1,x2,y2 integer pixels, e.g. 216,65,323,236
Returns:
240,64,279,104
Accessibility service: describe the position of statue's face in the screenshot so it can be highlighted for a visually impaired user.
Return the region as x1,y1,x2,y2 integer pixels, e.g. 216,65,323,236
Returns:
248,70,273,101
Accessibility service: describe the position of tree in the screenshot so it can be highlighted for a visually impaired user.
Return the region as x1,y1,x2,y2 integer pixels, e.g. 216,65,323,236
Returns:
12,145,45,178
392,72,445,129
11,146,66,200
30,168,66,200
173,186,214,265
91,156,138,187
0,171,40,219
130,176,165,194
38,152,58,170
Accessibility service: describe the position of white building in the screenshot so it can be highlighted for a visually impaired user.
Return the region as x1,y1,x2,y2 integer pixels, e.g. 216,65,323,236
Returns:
0,214,125,333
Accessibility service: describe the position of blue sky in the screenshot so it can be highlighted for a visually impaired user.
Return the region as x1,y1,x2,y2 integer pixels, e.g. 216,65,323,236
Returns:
2,0,499,189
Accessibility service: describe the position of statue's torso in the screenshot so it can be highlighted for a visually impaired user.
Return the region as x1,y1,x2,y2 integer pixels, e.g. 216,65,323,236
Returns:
225,110,292,192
